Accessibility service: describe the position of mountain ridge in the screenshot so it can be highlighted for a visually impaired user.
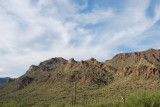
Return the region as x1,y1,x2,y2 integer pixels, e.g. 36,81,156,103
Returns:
25,48,160,81
0,48,160,106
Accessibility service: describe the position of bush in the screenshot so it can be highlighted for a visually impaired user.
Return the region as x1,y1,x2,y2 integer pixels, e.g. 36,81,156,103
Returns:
123,91,160,107
1,91,160,107
49,103,66,107
0,101,20,107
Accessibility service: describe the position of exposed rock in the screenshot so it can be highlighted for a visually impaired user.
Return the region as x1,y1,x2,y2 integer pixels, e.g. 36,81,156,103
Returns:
79,60,88,67
115,64,160,80
27,65,39,73
49,73,64,82
105,48,160,69
81,75,107,85
89,57,97,61
103,65,117,72
39,57,67,66
17,76,34,89
68,58,76,64
67,74,78,82
145,67,160,80
25,48,160,83
64,58,77,69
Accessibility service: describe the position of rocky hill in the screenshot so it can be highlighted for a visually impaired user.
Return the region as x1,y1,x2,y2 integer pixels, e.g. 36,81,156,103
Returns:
105,48,160,68
0,49,160,106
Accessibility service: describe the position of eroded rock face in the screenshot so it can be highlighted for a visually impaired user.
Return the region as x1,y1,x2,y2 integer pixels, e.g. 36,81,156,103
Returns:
25,48,160,83
79,60,88,67
105,48,160,69
67,74,81,82
17,76,34,89
89,57,97,62
68,58,76,64
115,65,160,80
27,65,39,73
144,67,160,80
27,58,68,72
39,57,67,66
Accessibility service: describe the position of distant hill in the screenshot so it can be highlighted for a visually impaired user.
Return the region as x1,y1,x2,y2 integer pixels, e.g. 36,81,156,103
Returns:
0,77,14,84
0,48,159,106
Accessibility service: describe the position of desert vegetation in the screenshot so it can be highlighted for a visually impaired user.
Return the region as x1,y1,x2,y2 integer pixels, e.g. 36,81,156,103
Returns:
0,49,160,107
0,90,160,107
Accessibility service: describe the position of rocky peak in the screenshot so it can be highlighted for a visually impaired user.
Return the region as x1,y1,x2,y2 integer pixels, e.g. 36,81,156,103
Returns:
89,57,97,61
146,48,159,52
68,58,76,64
86,57,100,65
39,57,67,66
79,60,88,67
27,65,39,73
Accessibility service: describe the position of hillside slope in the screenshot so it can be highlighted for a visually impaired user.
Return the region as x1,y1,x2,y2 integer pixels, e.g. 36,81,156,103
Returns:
0,49,160,106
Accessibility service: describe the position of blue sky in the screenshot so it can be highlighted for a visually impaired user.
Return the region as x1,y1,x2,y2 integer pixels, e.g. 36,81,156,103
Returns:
0,0,160,78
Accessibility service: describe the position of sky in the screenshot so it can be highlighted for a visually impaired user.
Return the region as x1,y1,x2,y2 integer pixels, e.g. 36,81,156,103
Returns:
0,0,160,78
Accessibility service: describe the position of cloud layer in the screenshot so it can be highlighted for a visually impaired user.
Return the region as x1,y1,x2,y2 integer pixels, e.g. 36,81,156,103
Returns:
0,0,160,77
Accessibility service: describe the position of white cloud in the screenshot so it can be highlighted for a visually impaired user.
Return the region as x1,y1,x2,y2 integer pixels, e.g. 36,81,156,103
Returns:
74,8,114,25
0,68,4,72
0,0,160,77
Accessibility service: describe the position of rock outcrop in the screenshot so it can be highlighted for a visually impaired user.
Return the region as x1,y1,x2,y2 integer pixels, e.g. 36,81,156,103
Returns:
105,48,160,69
25,49,160,82
17,76,34,89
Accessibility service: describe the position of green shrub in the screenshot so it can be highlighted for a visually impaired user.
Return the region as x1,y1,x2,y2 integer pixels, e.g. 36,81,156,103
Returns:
1,91,160,107
0,101,20,107
49,103,66,107
147,92,160,107
123,91,160,107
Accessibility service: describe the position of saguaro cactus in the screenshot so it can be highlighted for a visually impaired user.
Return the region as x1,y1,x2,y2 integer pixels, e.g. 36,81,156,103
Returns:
74,82,77,105
72,82,77,106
